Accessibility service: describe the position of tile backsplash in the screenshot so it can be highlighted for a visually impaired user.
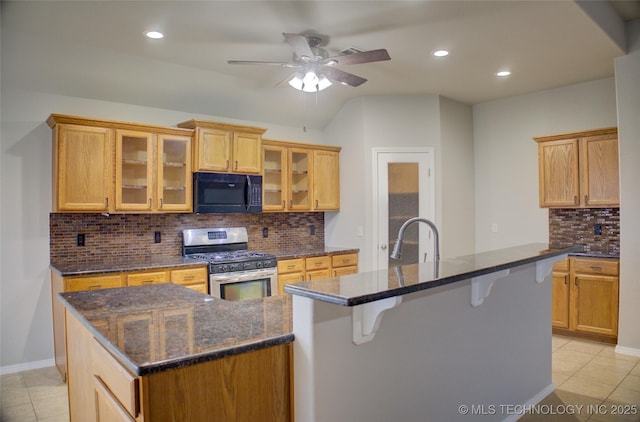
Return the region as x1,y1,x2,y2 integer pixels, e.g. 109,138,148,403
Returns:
50,212,324,264
548,208,619,255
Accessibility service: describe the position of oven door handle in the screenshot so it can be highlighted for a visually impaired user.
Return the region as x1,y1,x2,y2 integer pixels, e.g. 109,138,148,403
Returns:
211,268,277,283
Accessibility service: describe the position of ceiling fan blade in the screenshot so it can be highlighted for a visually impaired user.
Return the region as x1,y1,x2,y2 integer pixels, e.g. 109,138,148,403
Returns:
323,49,391,66
228,60,301,68
322,67,367,87
283,32,315,61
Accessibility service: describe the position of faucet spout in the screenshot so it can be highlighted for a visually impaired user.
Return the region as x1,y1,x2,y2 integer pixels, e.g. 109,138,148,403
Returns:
390,217,440,263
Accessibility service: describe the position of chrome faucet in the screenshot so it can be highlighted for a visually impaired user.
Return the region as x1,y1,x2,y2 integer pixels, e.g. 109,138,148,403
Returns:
390,217,440,263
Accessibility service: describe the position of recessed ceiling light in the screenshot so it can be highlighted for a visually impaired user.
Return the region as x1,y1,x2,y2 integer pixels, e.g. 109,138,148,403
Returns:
433,50,449,57
145,31,164,39
496,70,511,77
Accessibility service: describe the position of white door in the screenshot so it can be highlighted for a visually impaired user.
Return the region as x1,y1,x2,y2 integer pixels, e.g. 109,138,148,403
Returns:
372,148,435,270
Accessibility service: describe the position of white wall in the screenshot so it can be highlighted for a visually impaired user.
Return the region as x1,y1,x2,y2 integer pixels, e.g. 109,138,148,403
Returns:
0,86,324,370
472,77,618,253
614,19,640,353
324,95,475,271
440,97,475,257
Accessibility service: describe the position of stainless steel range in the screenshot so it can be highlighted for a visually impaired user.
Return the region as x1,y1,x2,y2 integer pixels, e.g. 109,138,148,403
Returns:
182,227,277,301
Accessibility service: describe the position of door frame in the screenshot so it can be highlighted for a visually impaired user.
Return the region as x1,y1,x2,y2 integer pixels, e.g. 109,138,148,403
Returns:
372,147,435,270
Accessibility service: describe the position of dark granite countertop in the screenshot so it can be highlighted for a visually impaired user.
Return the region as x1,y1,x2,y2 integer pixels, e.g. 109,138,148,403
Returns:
268,247,359,260
50,256,207,276
568,252,620,259
284,243,582,306
59,283,293,376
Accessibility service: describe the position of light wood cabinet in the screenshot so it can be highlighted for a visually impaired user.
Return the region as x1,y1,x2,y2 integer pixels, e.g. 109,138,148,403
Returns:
551,257,619,342
262,139,341,212
277,252,358,294
66,310,291,421
313,149,340,211
116,130,192,212
51,265,207,380
50,122,114,211
48,114,193,213
177,119,266,174
551,260,570,329
331,253,359,277
534,127,619,208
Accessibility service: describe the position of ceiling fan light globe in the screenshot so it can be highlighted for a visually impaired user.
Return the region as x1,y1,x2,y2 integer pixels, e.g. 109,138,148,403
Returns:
288,74,304,90
302,71,319,87
317,75,332,91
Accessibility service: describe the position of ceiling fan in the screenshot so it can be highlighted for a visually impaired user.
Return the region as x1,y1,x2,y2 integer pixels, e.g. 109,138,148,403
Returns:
228,33,391,93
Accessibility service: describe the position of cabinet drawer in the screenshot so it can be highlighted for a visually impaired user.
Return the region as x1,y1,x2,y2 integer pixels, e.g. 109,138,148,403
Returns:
333,266,358,277
127,270,169,286
305,255,330,271
332,253,358,268
552,259,568,272
170,267,207,285
66,274,124,292
91,339,139,418
573,258,619,276
306,269,331,281
277,258,305,274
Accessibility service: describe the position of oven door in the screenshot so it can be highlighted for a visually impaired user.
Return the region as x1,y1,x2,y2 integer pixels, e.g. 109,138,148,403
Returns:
209,268,277,301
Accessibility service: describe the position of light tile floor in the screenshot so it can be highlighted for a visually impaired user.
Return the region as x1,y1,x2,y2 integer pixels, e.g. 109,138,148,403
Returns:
0,336,638,421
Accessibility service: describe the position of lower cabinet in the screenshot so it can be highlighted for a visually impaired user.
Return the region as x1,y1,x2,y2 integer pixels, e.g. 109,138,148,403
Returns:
51,265,207,380
66,310,292,422
551,257,619,342
277,252,359,294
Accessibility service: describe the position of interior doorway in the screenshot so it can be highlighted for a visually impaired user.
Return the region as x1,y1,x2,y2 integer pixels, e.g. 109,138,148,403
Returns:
372,148,435,270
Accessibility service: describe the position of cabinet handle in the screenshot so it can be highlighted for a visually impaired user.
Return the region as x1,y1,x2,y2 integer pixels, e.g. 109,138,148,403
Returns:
290,200,293,208
590,266,602,271
183,275,195,280
235,161,238,170
160,198,163,208
563,275,568,285
573,196,578,205
282,200,285,209
575,277,579,286
300,275,305,281
584,194,589,205
105,197,109,208
88,285,101,290
142,280,153,284
226,160,230,170
315,199,319,208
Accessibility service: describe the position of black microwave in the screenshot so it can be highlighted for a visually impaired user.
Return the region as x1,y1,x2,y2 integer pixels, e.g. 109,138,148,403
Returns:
193,172,262,214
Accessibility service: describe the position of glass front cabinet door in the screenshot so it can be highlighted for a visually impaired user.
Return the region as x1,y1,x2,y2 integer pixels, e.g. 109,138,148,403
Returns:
157,134,192,211
116,130,154,211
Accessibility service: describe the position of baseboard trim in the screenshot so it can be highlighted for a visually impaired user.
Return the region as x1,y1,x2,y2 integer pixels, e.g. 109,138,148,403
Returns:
615,345,640,357
501,383,555,422
0,359,56,375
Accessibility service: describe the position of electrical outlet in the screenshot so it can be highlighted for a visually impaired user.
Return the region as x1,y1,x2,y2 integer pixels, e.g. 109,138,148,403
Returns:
262,227,269,238
594,224,602,235
154,231,161,243
76,233,85,247
310,224,315,235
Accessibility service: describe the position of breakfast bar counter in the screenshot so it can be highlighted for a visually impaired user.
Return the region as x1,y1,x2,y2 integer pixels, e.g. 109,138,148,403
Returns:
285,243,580,422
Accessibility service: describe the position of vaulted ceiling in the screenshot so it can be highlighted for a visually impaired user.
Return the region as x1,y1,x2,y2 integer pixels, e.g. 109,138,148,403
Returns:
2,1,637,130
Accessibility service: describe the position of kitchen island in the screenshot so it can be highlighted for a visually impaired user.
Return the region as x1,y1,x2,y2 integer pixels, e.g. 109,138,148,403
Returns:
285,243,580,422
59,283,292,421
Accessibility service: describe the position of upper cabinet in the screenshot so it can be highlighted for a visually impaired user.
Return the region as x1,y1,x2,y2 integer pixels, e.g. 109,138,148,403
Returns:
48,114,193,213
534,127,619,208
177,120,266,174
262,139,341,212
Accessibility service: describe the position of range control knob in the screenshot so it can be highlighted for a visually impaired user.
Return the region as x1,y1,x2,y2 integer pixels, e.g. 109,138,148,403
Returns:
255,261,263,268
243,262,251,270
219,265,228,272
